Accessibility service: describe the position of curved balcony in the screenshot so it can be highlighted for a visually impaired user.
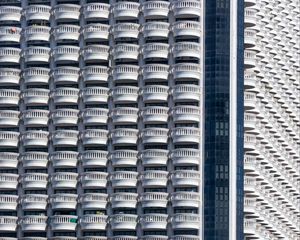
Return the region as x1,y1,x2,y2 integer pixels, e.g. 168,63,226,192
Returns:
140,214,168,230
23,68,50,85
113,2,140,19
22,88,49,106
111,150,138,166
141,237,168,240
0,27,21,43
81,108,108,125
244,113,256,130
0,48,21,64
142,43,169,59
51,172,78,189
50,215,78,231
113,65,139,82
81,87,109,104
244,70,257,89
111,107,138,124
53,4,80,22
142,106,168,124
172,106,200,123
0,131,19,148
111,129,139,145
171,148,201,165
112,86,139,103
51,109,79,126
83,24,110,41
172,21,201,38
24,5,51,21
51,130,79,146
20,152,48,168
21,173,48,189
110,214,138,230
244,92,256,110
141,149,168,166
52,87,79,104
24,26,50,42
110,171,138,188
80,172,108,189
172,0,201,17
140,192,168,208
0,110,19,127
0,89,19,106
83,45,110,62
244,29,256,47
80,215,107,230
172,84,201,102
50,151,78,168
244,219,256,235
244,197,256,213
21,130,49,147
20,216,47,232
53,25,80,42
20,194,48,210
50,194,77,210
172,63,201,80
0,174,18,190
143,22,169,39
171,170,200,187
142,1,170,19
110,193,138,208
244,134,256,151
141,128,169,144
244,50,256,68
173,42,201,59
142,64,169,81
0,152,18,168
0,216,18,232
171,192,200,208
141,170,168,187
81,129,108,146
171,214,200,229
83,3,110,20
82,66,109,83
114,44,139,60
142,85,169,102
113,23,139,39
52,46,80,63
0,195,18,211
80,150,108,167
244,177,256,193
23,47,50,63
244,8,257,27
80,193,108,210
0,68,20,85
0,6,21,22
171,127,201,144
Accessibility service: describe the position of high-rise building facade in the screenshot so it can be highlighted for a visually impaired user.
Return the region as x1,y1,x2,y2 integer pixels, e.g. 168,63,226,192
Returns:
0,0,298,240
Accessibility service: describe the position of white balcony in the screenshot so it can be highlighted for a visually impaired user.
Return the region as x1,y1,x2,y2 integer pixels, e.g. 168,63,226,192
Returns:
22,88,49,106
171,127,201,144
83,3,110,20
173,42,201,59
142,106,169,124
0,152,18,168
140,214,168,230
50,151,78,168
113,23,140,39
141,237,168,240
0,6,21,22
21,130,49,147
81,108,109,125
51,130,79,146
111,128,139,145
172,21,201,38
140,192,168,208
141,128,169,144
80,215,107,230
244,197,256,213
0,89,18,105
23,68,50,84
21,173,48,189
114,44,139,60
244,70,257,89
113,2,140,19
110,171,138,188
0,48,21,64
245,8,257,27
0,110,19,127
244,219,256,235
0,216,18,232
111,150,138,166
20,216,47,232
244,134,256,151
51,172,78,189
80,172,108,189
244,92,256,110
142,1,170,19
172,0,201,17
21,152,48,168
244,113,256,130
171,214,200,229
53,25,80,42
141,170,168,187
112,107,138,124
0,27,21,43
171,149,201,165
112,86,139,103
23,47,50,63
83,45,110,62
0,131,19,148
0,68,20,85
50,215,78,231
171,192,200,208
51,109,79,126
172,63,201,80
142,85,169,102
110,193,138,208
141,149,168,166
113,65,139,82
80,193,108,210
20,194,48,210
80,150,108,167
83,24,109,41
24,26,50,42
53,4,80,22
110,214,138,230
52,46,80,63
81,87,109,104
81,129,108,146
243,155,256,172
53,67,79,84
82,66,109,83
172,106,200,123
171,170,200,187
244,29,256,47
24,5,51,21
244,50,256,68
143,22,170,39
0,195,18,211
244,177,256,193
142,43,169,59
52,87,79,104
50,194,77,210
172,84,201,102
142,64,169,81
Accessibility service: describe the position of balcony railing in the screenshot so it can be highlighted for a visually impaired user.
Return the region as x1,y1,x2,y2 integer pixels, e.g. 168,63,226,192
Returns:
171,213,201,229
172,63,201,80
141,149,168,166
112,86,139,103
142,64,169,81
0,110,19,127
0,47,21,64
81,108,109,125
142,85,169,102
172,0,201,17
52,46,80,63
82,66,109,83
50,215,78,231
113,23,140,39
110,193,138,208
0,216,18,232
0,26,21,43
110,171,138,188
0,68,20,85
113,65,139,82
113,2,140,19
0,131,19,147
110,214,138,230
0,6,22,22
173,42,201,59
80,172,108,188
171,127,201,144
110,150,138,166
20,215,48,231
23,46,50,63
0,195,18,211
143,22,169,38
51,172,78,189
24,26,50,42
111,107,139,124
140,214,168,230
172,84,201,102
20,194,48,210
142,106,169,124
51,109,79,126
21,173,48,190
81,129,108,146
172,106,201,123
83,3,110,20
140,192,168,208
113,44,139,60
80,193,108,210
172,21,201,37
80,214,108,230
22,88,49,106
142,1,170,19
24,5,51,21
53,25,80,42
171,192,200,208
141,128,169,144
0,152,18,168
50,194,77,210
23,67,50,84
81,87,109,104
50,151,78,168
21,130,49,147
20,152,48,168
141,170,168,187
53,4,80,21
171,148,201,165
171,170,201,187
83,23,110,41
82,45,110,62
